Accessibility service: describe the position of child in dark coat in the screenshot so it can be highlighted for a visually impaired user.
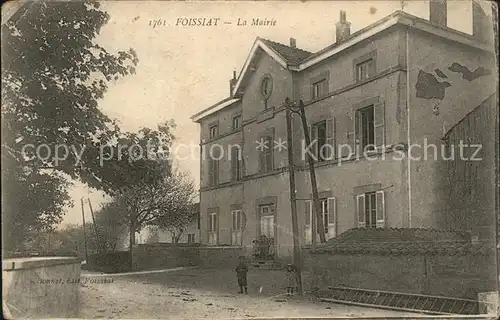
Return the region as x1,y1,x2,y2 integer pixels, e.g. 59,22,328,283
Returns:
285,264,296,296
235,256,248,294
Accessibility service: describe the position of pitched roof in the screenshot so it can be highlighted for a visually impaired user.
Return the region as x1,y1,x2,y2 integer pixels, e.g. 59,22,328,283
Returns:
192,10,493,122
311,228,494,256
260,39,312,65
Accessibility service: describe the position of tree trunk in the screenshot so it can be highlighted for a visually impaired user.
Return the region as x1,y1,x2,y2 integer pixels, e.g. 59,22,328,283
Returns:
129,222,135,269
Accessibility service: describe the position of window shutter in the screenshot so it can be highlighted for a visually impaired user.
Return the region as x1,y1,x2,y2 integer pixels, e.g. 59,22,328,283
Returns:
310,124,318,160
374,102,385,148
258,136,264,172
231,148,237,181
376,190,385,228
327,197,336,225
346,111,356,158
369,59,376,78
208,159,214,186
326,117,336,160
356,194,366,227
305,200,311,226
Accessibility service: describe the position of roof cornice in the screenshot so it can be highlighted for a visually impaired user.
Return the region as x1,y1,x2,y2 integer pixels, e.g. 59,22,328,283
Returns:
190,98,240,122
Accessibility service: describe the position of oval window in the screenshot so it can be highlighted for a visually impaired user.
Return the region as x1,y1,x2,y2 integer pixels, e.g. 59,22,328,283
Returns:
260,76,273,99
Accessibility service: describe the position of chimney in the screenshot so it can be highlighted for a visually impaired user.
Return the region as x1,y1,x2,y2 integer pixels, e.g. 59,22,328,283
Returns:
289,38,296,48
429,0,447,26
229,70,237,96
472,0,491,43
335,10,351,43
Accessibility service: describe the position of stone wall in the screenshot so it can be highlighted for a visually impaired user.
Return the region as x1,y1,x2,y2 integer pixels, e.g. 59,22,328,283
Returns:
198,246,248,269
302,247,497,300
131,244,250,270
132,244,201,270
2,257,82,318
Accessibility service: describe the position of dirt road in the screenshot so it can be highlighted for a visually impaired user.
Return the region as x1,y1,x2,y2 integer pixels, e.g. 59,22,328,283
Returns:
79,267,419,319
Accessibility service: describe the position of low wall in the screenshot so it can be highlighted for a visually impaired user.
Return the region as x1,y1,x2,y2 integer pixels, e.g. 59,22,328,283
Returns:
85,251,132,273
132,244,201,270
303,248,497,300
198,246,248,269
2,256,82,318
131,244,248,270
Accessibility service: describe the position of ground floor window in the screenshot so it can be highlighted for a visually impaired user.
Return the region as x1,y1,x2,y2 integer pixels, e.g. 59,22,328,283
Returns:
231,210,243,245
304,197,336,244
187,234,195,244
356,191,385,228
208,212,218,245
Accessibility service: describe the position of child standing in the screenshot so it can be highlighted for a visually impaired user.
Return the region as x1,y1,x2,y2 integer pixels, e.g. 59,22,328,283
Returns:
285,264,296,296
235,256,248,294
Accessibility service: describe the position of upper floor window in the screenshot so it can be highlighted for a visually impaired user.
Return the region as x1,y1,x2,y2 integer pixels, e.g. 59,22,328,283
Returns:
312,79,327,100
231,147,242,181
356,191,385,228
208,148,220,186
312,121,327,161
232,115,241,130
310,118,336,161
356,58,375,82
358,105,375,152
209,125,218,139
260,75,273,100
259,136,273,173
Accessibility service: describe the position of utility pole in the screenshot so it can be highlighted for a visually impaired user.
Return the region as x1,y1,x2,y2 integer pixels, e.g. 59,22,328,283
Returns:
87,198,101,254
80,198,89,262
298,100,326,247
285,97,303,295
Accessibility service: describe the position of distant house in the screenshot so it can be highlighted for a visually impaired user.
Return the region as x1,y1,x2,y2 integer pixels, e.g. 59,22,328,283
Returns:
134,203,201,245
190,1,496,259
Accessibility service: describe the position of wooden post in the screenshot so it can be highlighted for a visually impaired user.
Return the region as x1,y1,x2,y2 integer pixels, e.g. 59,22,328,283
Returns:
80,198,89,262
298,100,326,246
87,198,101,253
285,98,303,294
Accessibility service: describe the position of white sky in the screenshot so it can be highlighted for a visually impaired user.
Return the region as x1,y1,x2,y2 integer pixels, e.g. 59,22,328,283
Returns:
61,0,483,227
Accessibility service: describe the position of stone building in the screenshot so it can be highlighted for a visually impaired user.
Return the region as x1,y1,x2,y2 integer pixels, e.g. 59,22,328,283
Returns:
191,1,496,258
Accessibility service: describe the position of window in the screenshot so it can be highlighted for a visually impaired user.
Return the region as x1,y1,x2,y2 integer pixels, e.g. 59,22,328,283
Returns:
259,204,275,239
231,147,242,181
208,212,218,245
232,116,241,130
312,79,327,100
358,105,375,151
231,210,243,245
304,198,336,244
187,234,195,244
356,58,374,82
208,147,220,186
312,121,327,161
259,136,273,173
260,75,273,99
356,191,385,228
310,119,336,161
209,125,218,139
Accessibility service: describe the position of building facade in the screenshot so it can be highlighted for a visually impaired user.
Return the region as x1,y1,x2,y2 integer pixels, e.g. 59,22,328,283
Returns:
191,2,496,258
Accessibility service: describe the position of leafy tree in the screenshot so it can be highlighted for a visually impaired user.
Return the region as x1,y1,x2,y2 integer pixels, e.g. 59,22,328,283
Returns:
151,202,199,244
112,170,197,253
2,0,139,189
1,1,177,248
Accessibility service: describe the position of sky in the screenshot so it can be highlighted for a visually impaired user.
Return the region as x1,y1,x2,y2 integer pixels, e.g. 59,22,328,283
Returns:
60,0,483,227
